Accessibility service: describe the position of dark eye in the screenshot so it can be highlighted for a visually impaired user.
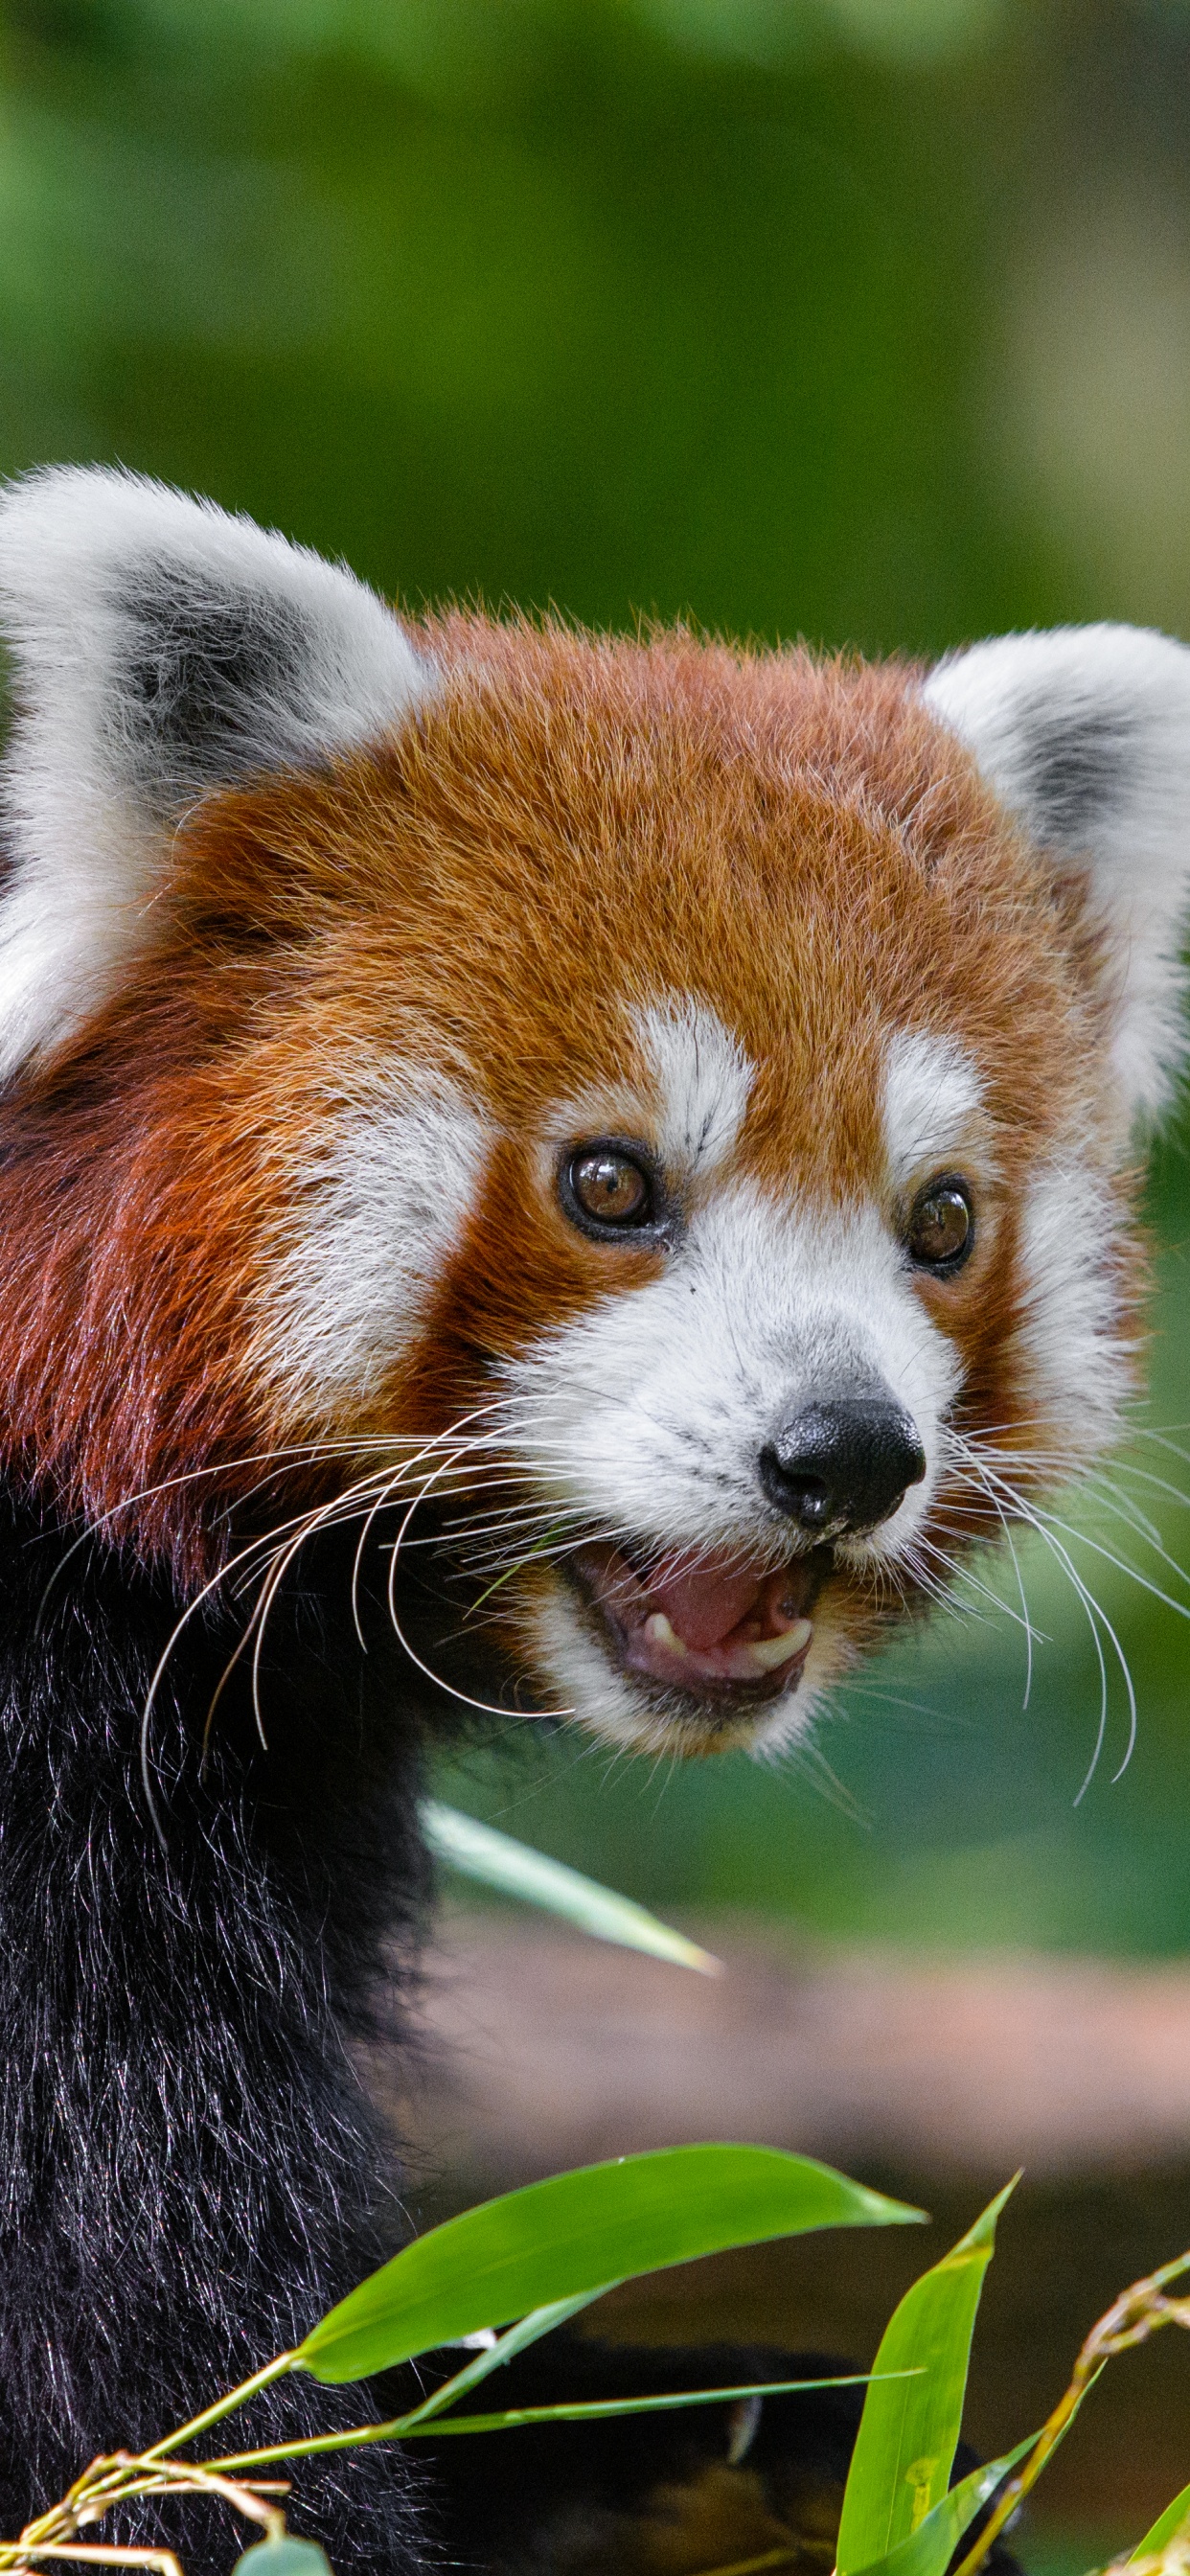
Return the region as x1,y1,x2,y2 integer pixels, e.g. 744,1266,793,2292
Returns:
906,1178,973,1273
563,1144,654,1233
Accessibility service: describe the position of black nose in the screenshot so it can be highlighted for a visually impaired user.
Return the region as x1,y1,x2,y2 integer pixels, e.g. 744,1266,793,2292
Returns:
759,1398,927,1536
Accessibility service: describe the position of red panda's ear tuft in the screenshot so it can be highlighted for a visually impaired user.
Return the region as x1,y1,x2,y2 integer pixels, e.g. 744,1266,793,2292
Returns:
925,623,1190,1133
0,465,429,1081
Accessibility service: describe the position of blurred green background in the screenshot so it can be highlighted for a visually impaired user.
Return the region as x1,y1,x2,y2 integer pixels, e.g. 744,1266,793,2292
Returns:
11,0,1190,1955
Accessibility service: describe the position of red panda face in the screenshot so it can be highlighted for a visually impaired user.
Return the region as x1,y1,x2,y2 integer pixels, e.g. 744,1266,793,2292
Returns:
0,472,1180,1758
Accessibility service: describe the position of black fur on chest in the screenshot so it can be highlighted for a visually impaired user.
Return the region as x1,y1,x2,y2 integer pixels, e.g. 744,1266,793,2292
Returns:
0,1478,438,2569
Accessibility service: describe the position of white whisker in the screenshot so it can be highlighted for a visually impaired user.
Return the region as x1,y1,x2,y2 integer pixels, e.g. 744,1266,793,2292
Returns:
950,1438,1137,1796
383,1437,576,1725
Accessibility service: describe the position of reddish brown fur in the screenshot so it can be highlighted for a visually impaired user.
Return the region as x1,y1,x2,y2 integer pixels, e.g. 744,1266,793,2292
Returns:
0,615,1140,1580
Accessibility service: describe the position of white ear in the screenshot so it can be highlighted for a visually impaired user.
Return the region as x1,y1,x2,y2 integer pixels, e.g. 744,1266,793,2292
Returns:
924,623,1190,1125
0,465,428,1081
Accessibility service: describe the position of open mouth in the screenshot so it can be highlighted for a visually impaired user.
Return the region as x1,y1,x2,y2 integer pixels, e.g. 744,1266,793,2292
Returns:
565,1538,828,1703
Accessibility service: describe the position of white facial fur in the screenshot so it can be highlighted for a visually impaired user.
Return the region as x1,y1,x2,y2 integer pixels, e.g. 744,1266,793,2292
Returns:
883,1027,1132,1485
256,998,754,1439
1013,1151,1135,1469
925,623,1190,1132
542,998,755,1184
635,997,754,1171
0,466,428,1082
249,1064,487,1428
881,1028,985,1191
502,1180,964,1752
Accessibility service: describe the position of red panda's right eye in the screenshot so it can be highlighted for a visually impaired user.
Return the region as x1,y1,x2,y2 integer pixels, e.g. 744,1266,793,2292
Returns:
566,1147,652,1230
906,1177,973,1272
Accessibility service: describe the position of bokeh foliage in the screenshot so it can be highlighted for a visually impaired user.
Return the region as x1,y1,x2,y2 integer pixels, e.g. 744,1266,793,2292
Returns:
6,0,1190,1950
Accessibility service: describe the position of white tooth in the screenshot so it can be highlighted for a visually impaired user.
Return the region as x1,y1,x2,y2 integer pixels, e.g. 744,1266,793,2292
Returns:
644,1610,688,1656
746,1619,812,1673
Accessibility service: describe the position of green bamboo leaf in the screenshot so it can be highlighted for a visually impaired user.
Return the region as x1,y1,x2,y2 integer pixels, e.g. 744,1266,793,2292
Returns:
849,2360,1097,2576
232,2544,333,2576
297,2145,925,2383
835,2177,1018,2574
420,1800,721,1974
1132,2483,1190,2557
846,2436,1037,2576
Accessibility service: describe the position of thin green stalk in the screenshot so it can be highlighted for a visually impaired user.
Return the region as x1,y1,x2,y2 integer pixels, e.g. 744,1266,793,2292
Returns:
205,2372,890,2472
399,2380,881,2437
140,2354,299,2463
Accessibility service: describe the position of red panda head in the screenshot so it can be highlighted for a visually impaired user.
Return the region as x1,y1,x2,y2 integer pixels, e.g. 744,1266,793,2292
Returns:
0,467,1183,1755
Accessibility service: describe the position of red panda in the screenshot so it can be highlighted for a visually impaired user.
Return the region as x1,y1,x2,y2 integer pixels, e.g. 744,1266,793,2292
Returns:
0,465,1182,2572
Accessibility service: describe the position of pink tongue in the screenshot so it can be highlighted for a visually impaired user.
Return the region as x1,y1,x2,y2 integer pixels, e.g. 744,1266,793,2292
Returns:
646,1554,765,1651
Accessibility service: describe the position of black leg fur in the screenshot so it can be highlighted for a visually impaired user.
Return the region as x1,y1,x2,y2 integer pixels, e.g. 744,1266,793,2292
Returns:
0,1480,438,2570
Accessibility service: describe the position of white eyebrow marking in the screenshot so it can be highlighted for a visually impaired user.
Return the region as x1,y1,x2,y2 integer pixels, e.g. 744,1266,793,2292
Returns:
882,1028,983,1188
635,998,755,1173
